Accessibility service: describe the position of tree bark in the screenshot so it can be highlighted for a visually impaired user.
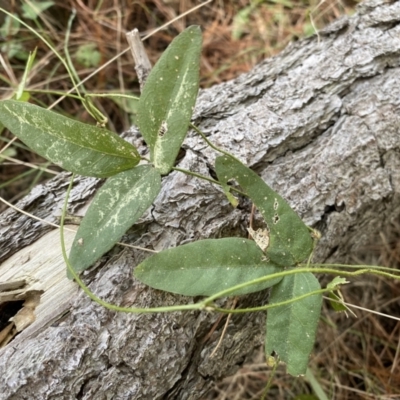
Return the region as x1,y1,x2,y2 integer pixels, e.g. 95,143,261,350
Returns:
1,0,400,398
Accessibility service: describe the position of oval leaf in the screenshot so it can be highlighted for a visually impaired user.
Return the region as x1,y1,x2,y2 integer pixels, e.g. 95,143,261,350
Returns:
68,165,161,277
265,271,322,376
215,155,313,267
0,100,140,177
136,26,202,175
134,238,282,296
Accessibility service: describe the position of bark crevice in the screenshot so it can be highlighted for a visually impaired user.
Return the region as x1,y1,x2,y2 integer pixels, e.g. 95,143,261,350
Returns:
1,1,400,398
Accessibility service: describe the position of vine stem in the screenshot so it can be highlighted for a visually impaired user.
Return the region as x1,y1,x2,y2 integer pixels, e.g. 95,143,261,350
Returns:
171,123,250,196
59,174,400,316
203,266,400,310
60,174,202,314
172,166,247,197
57,133,400,316
190,122,243,164
172,166,219,186
0,7,83,107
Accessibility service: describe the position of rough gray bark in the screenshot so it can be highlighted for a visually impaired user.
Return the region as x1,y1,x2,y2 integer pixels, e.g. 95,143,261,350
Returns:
1,0,400,398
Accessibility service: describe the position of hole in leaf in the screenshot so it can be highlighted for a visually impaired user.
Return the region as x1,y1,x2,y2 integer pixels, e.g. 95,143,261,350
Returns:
272,214,280,224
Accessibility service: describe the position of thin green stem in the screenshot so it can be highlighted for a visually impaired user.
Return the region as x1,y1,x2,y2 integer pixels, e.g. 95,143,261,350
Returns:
305,368,330,400
0,8,83,105
59,178,400,316
261,356,279,400
64,11,108,124
0,168,36,189
60,175,202,314
16,48,37,99
190,123,242,163
307,263,399,273
85,93,140,101
211,288,328,314
172,166,246,197
172,166,219,186
64,9,82,98
23,90,83,100
201,266,400,308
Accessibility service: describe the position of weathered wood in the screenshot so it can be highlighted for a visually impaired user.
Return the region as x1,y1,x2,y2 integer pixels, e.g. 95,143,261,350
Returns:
1,0,400,398
126,28,152,90
0,228,77,341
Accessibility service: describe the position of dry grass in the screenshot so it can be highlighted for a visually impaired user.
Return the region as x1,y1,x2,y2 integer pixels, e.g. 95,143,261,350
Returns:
0,0,354,207
2,1,399,399
203,226,400,400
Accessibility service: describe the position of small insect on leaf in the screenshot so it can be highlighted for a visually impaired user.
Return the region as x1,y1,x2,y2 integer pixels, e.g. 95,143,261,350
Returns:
136,26,202,175
158,121,168,137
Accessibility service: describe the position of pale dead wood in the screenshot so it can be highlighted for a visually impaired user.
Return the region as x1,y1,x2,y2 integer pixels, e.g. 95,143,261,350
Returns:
0,0,400,398
0,228,77,344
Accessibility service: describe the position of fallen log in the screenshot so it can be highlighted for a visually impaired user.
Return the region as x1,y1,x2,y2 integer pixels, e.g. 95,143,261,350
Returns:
1,0,400,398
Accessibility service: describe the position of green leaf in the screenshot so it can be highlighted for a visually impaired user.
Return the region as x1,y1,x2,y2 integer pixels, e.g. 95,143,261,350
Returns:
22,1,54,20
328,291,347,312
136,26,202,175
265,272,322,376
0,15,20,37
327,276,348,289
68,165,161,277
327,276,349,312
75,43,101,68
134,238,282,296
220,181,239,208
1,42,28,61
232,6,252,40
215,155,313,267
0,146,17,163
0,100,140,177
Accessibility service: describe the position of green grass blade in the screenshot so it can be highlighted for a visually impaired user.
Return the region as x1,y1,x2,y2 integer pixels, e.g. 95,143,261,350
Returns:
16,48,37,100
136,26,202,175
0,6,83,99
305,368,330,400
0,100,140,177
68,165,161,277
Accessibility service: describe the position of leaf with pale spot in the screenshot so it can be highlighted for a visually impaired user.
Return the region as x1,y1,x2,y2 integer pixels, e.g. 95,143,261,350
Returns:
0,100,140,177
68,165,161,277
134,238,282,296
265,271,322,376
215,155,313,267
136,26,202,175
